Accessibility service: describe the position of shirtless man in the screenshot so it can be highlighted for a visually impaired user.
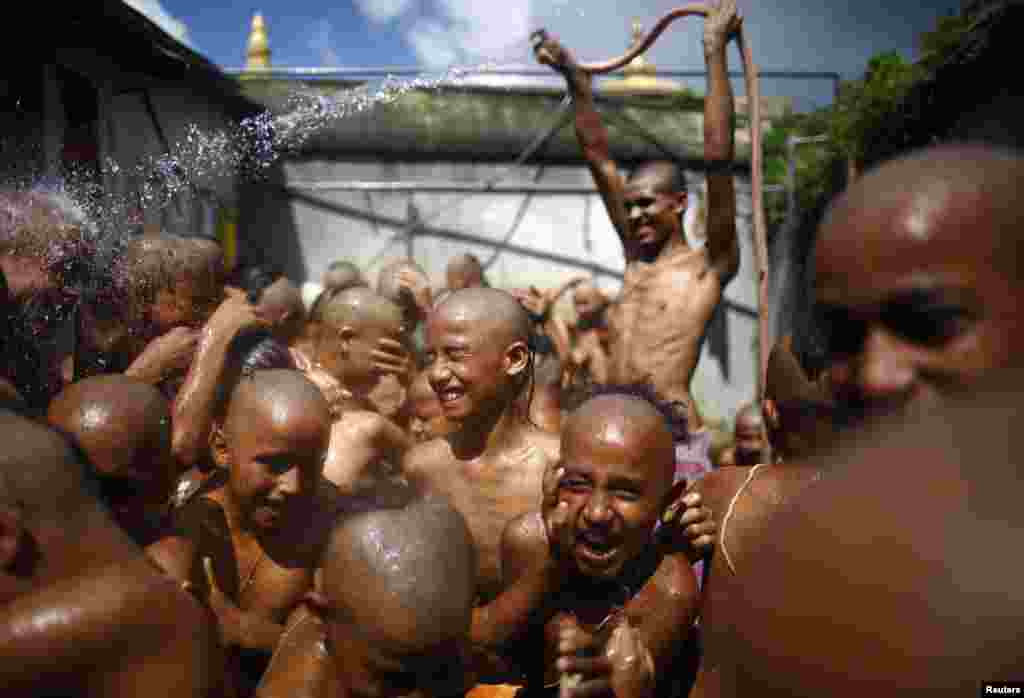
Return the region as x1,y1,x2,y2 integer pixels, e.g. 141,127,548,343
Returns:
716,403,767,468
814,144,1024,421
0,411,222,697
690,340,834,698
722,368,1024,695
533,0,741,433
405,287,561,603
149,370,337,696
255,493,476,698
48,375,178,547
475,390,700,698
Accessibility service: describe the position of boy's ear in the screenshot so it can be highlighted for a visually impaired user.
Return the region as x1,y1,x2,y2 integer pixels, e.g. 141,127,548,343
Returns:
338,326,356,351
209,423,230,470
505,340,531,378
0,506,24,570
672,191,688,216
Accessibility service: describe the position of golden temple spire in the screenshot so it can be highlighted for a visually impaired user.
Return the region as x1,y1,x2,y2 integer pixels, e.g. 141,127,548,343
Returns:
602,19,681,96
245,12,271,71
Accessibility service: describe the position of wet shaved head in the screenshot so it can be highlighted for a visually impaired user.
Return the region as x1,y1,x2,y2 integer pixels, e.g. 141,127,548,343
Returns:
322,494,476,651
48,375,171,479
628,161,687,195
259,276,306,343
433,288,533,349
564,392,676,495
819,144,1024,286
0,411,98,525
323,261,366,292
224,369,330,442
317,287,404,333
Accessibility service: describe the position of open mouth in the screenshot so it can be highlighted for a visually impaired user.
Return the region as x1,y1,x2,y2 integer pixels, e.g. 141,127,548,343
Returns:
437,386,466,406
575,529,619,565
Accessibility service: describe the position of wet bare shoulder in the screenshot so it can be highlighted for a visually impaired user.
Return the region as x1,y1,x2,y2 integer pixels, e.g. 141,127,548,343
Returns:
402,438,453,485
694,467,753,526
501,511,548,586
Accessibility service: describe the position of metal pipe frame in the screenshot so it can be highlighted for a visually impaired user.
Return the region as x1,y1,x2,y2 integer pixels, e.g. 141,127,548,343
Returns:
286,180,785,195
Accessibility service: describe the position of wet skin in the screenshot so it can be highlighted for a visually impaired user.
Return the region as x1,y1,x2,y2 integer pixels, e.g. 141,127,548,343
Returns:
149,377,337,693
534,5,740,429
405,293,560,601
482,397,698,698
814,145,1024,423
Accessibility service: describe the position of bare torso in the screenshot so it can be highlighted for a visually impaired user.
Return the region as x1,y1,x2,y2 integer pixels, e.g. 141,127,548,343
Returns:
609,248,722,428
406,426,559,601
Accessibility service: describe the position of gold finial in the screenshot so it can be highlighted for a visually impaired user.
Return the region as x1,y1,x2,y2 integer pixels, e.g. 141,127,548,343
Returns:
245,12,271,71
624,19,655,78
603,18,681,96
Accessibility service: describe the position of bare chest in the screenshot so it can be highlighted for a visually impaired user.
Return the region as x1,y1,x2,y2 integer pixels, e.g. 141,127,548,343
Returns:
433,452,548,596
233,539,314,623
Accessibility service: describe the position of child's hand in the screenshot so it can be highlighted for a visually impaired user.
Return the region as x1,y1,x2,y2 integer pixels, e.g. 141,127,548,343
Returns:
661,487,717,563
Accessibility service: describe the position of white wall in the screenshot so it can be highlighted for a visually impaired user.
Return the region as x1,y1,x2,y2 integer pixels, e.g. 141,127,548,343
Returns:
266,158,761,424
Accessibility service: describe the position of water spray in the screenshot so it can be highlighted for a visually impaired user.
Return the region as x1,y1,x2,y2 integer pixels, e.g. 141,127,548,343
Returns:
569,2,770,398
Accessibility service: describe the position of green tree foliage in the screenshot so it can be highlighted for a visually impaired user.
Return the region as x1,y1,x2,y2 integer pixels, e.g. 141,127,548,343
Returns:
760,6,974,229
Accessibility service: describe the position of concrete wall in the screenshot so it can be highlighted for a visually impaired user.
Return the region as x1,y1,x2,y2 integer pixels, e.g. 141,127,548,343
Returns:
246,158,761,424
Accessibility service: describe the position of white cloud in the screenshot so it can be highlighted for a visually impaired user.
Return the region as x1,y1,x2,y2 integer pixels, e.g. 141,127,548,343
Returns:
122,0,192,47
309,19,342,67
355,0,415,24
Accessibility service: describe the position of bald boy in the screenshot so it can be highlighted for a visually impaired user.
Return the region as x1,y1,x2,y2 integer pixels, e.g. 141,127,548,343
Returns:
0,411,222,697
478,390,699,698
256,493,476,698
815,144,1024,422
304,287,411,492
48,375,177,547
534,1,741,431
405,288,561,602
721,367,1024,695
690,340,834,698
151,370,338,696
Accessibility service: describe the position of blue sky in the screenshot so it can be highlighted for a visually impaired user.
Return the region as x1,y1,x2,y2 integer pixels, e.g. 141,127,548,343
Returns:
126,0,961,110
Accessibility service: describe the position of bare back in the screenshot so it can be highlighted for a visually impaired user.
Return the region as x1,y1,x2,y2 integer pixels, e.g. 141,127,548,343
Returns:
691,465,820,698
406,426,559,601
609,247,722,424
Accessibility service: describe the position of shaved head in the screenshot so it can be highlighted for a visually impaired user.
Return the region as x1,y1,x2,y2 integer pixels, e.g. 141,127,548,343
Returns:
258,276,306,342
323,261,366,292
565,392,676,494
317,287,404,333
628,161,687,195
322,494,476,651
433,288,533,349
48,375,170,478
820,144,1024,282
0,411,98,524
225,369,330,441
